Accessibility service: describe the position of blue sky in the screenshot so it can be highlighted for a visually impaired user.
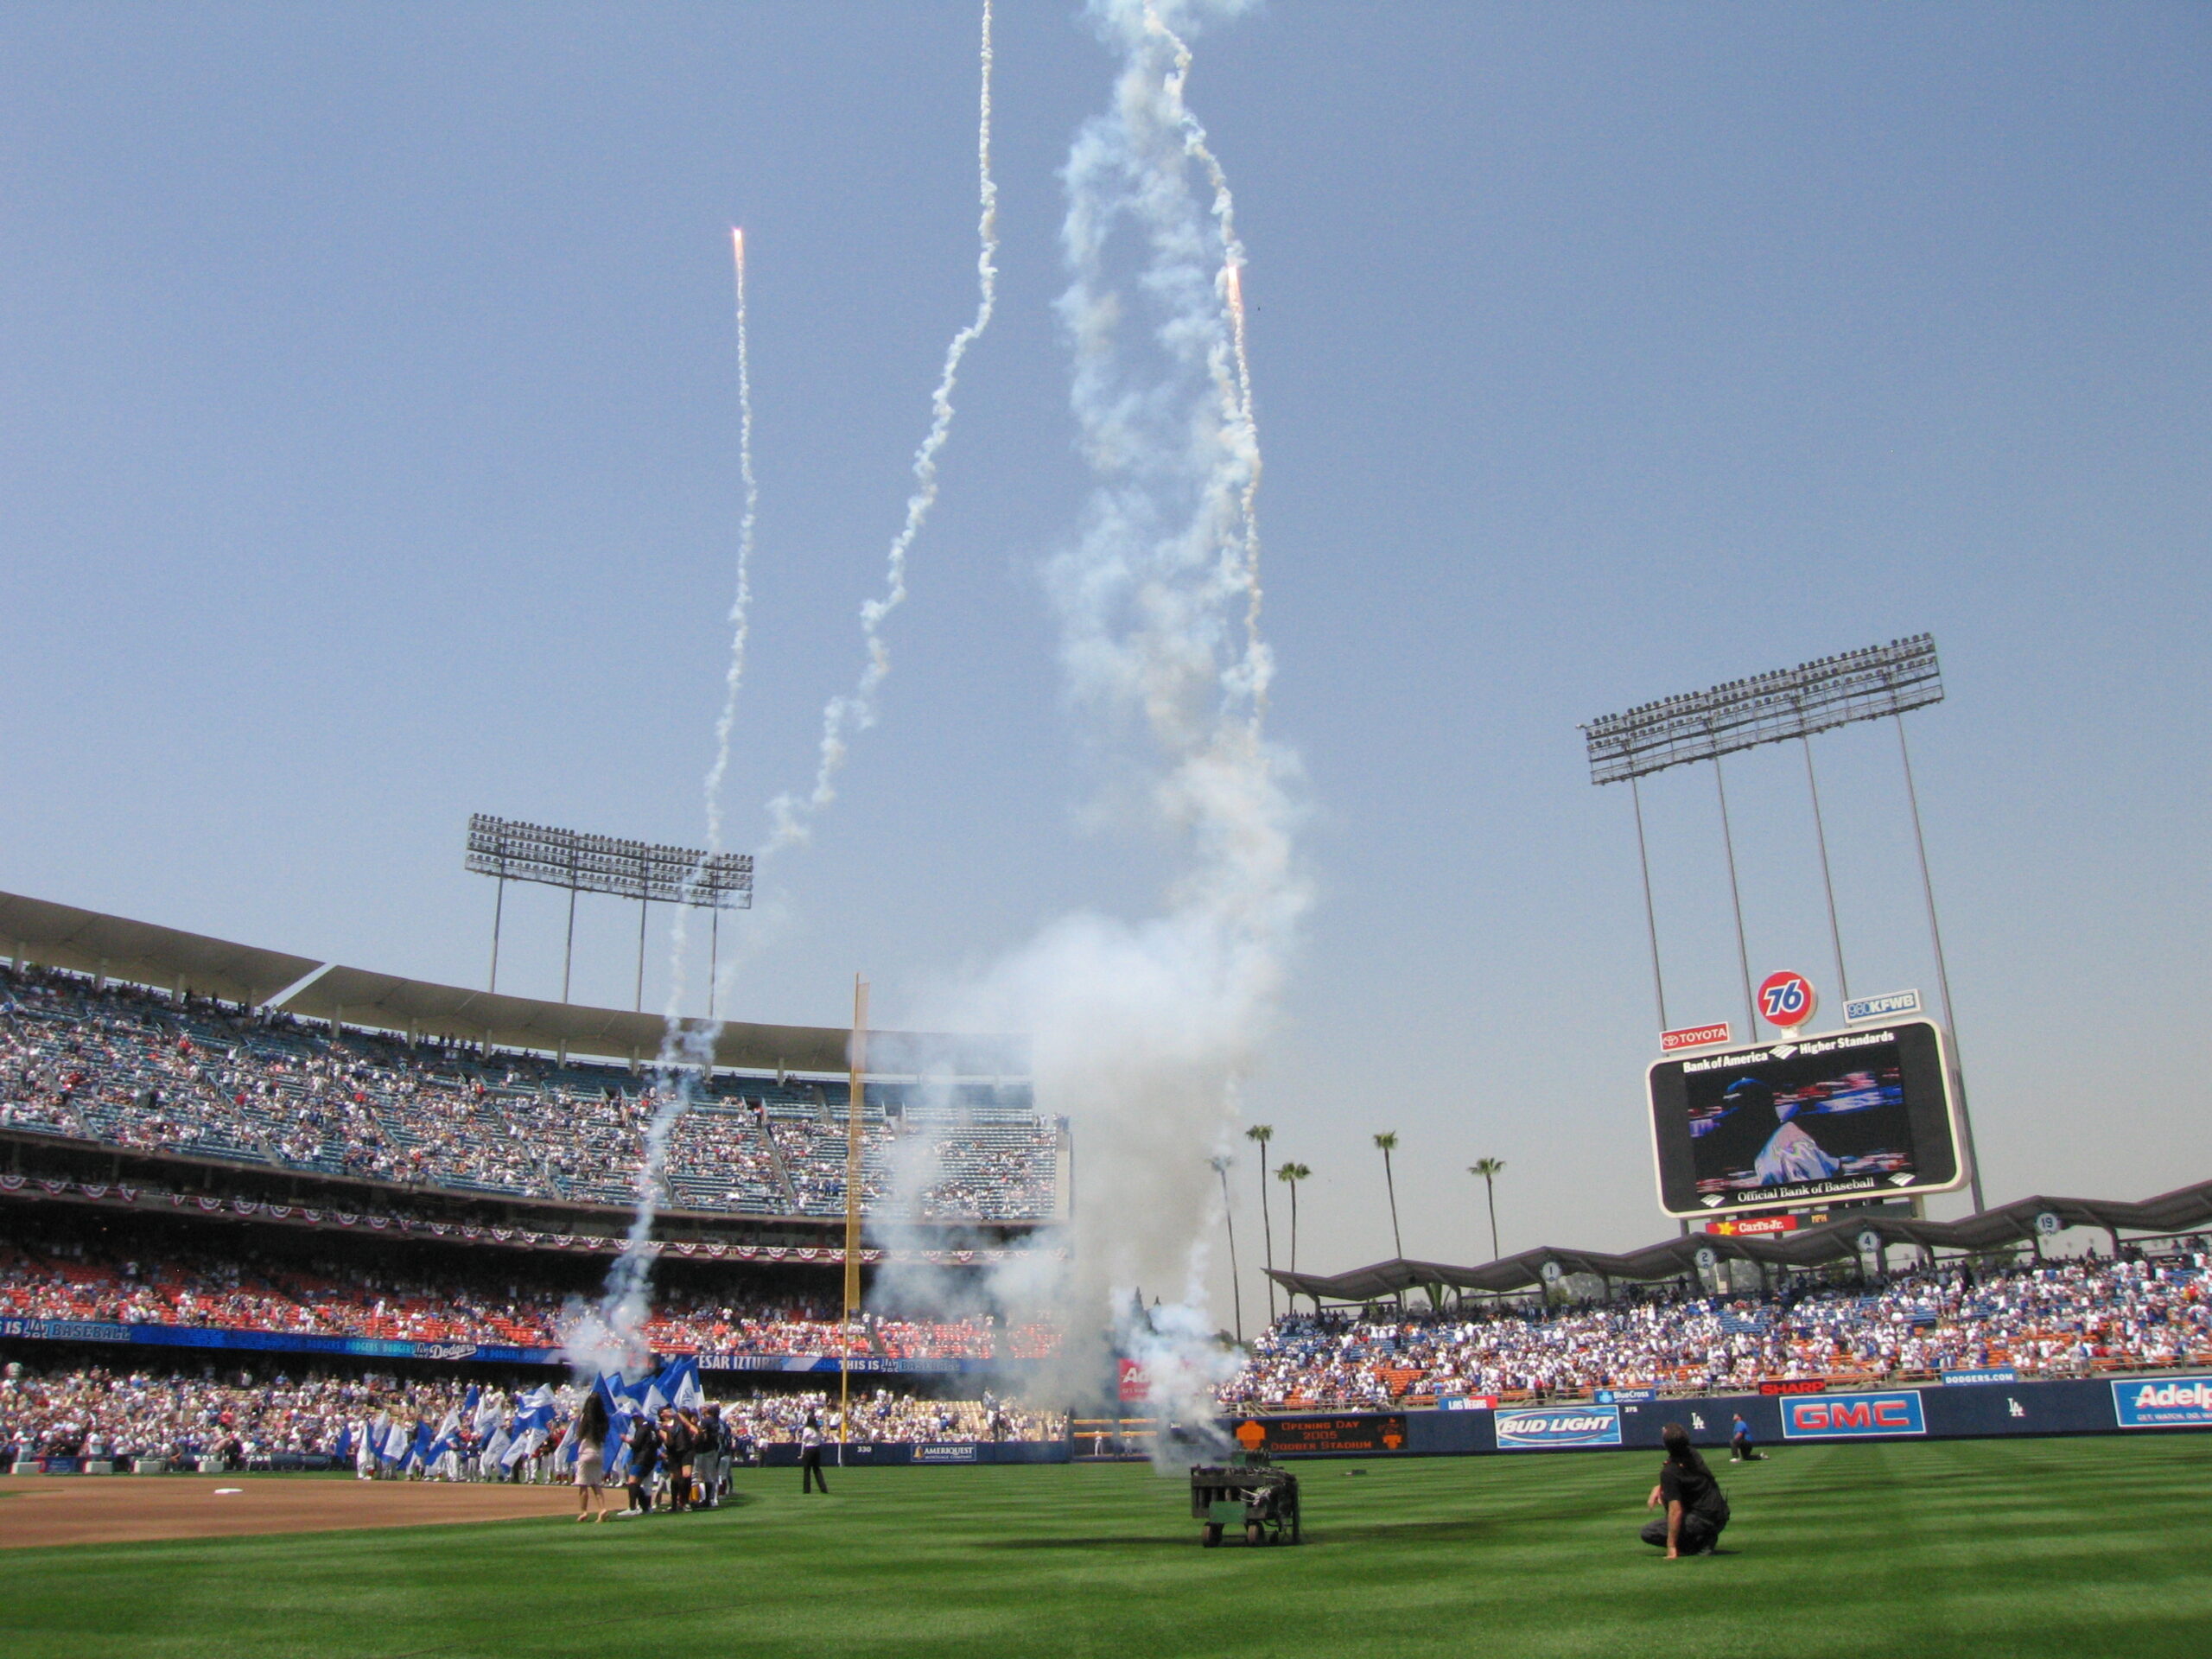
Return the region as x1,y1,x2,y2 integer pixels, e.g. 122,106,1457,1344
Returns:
2,3,2207,1303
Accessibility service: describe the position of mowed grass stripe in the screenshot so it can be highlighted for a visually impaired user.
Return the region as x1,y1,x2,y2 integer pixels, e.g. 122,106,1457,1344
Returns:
0,1438,2208,1659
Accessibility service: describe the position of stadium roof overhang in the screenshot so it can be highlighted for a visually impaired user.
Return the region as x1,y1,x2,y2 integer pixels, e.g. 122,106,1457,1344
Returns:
1,889,1027,1079
1266,1178,2212,1304
276,964,1025,1077
0,889,320,1007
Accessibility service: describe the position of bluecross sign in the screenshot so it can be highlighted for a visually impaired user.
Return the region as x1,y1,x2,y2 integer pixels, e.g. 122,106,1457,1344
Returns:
2112,1377,2212,1428
1781,1391,1927,1440
1495,1407,1621,1450
1595,1388,1656,1404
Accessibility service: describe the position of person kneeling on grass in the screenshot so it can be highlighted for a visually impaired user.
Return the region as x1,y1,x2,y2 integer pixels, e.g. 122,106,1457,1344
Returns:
1642,1424,1730,1558
1729,1414,1765,1463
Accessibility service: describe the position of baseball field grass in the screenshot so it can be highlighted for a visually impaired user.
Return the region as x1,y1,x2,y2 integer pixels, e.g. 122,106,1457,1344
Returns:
3,1434,2209,1659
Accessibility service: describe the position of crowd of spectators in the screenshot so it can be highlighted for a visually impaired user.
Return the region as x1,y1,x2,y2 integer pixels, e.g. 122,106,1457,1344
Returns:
728,1388,1064,1445
0,1363,1066,1468
0,964,1059,1222
0,1234,1057,1362
1220,1249,2212,1409
0,1364,460,1466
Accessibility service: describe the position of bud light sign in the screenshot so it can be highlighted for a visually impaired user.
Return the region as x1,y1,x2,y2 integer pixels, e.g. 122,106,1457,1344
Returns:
1495,1406,1621,1450
2113,1377,2212,1428
1781,1390,1926,1440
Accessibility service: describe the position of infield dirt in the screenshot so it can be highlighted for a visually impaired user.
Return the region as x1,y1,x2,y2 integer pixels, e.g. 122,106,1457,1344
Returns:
0,1473,575,1548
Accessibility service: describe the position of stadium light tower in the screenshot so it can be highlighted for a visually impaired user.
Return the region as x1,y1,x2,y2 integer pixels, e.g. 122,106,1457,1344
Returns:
1580,634,1985,1212
464,814,753,1014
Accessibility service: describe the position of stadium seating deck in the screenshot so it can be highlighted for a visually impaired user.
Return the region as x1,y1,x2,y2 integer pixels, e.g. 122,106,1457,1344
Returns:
0,966,1060,1225
1224,1249,2212,1408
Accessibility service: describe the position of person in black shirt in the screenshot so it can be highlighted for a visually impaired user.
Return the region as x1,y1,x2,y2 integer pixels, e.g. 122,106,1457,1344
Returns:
695,1403,727,1509
659,1408,696,1513
624,1413,658,1516
1642,1423,1729,1557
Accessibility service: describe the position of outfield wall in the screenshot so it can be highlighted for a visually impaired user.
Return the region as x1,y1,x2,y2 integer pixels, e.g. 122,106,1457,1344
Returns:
756,1441,1071,1467
1224,1375,2212,1459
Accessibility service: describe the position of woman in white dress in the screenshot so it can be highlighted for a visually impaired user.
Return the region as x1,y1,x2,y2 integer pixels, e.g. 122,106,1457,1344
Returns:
573,1392,611,1522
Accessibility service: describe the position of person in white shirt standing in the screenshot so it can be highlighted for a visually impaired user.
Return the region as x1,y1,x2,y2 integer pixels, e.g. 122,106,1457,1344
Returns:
799,1412,828,1494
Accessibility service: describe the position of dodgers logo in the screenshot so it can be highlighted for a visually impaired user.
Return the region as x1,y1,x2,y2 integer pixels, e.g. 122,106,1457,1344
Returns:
1782,1391,1925,1439
1495,1407,1621,1450
2112,1377,2212,1428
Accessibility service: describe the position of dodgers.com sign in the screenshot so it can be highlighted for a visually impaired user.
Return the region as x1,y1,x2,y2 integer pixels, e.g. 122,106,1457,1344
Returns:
2113,1377,2212,1428
1781,1391,1926,1440
1495,1406,1621,1450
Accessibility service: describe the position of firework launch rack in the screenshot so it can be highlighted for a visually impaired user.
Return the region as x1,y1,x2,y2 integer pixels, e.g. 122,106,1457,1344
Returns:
1189,1452,1302,1548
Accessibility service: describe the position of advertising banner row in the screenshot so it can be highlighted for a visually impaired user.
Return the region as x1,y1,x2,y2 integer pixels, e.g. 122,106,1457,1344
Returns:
1224,1375,2212,1459
0,1317,1020,1376
756,1440,1071,1467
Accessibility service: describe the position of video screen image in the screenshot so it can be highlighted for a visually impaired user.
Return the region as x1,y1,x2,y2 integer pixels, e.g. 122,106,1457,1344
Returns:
1684,1043,1914,1199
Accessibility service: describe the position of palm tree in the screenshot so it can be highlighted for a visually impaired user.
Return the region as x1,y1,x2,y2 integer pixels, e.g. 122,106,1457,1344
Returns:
1276,1161,1311,1283
1246,1124,1275,1320
1210,1154,1243,1343
1374,1130,1405,1313
1469,1158,1506,1261
1373,1132,1404,1259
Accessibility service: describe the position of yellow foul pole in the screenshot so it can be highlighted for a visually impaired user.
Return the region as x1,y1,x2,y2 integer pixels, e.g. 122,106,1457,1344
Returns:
841,975,869,1449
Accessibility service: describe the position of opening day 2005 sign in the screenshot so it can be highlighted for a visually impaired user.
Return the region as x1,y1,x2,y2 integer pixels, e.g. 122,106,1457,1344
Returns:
1234,1414,1408,1455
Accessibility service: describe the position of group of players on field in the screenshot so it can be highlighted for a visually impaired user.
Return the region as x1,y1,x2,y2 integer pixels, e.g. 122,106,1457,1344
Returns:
569,1393,738,1520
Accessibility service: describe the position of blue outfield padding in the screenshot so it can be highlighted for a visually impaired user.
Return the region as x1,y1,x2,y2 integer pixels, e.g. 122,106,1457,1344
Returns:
755,1440,1071,1467
1217,1376,2212,1459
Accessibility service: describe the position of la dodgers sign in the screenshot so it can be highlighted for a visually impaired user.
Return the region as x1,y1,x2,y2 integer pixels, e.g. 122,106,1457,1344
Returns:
1757,970,1818,1029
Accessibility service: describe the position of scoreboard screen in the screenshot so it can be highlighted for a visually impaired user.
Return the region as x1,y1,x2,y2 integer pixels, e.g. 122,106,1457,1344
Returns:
1647,1020,1961,1217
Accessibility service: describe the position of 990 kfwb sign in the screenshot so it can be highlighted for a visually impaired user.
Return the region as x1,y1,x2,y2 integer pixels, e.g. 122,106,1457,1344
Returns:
1645,1020,1964,1218
1234,1414,1408,1456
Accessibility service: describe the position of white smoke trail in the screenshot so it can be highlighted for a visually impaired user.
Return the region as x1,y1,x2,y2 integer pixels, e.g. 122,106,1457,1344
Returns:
766,0,1001,850
565,3,1001,1376
703,227,760,859
907,0,1295,1463
1153,3,1268,725
562,233,764,1378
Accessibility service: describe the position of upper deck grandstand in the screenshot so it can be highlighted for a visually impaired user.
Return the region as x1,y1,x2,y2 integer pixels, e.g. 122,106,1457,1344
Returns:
0,891,1065,1234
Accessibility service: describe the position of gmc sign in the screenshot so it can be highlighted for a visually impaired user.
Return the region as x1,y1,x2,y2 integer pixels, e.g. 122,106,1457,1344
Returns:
1782,1390,1927,1439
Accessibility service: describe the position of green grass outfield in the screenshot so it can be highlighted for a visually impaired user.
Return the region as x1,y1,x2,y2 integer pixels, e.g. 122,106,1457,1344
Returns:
3,1436,2210,1659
